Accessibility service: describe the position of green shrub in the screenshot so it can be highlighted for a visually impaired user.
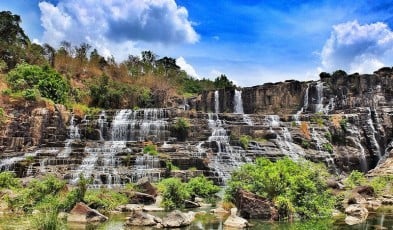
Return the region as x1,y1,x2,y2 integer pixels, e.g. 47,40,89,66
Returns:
324,132,332,142
7,63,70,104
172,118,190,141
301,140,310,149
32,209,65,230
84,189,128,211
225,157,334,220
339,118,348,131
0,171,21,189
370,175,393,195
322,143,333,153
165,161,179,171
143,144,158,156
343,171,366,189
239,135,251,149
158,178,189,210
186,176,220,200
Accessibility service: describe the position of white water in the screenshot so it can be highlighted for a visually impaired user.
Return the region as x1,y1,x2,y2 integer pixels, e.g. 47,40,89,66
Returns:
367,108,382,159
293,84,310,124
111,109,168,142
214,90,219,114
234,90,253,125
97,110,106,140
311,128,338,174
266,115,280,128
132,154,161,182
315,82,324,113
59,114,81,158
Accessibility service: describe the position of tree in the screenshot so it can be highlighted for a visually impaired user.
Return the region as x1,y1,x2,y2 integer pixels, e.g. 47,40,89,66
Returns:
0,11,30,70
214,74,235,89
43,43,56,68
7,63,70,103
156,56,180,77
75,42,91,66
158,178,189,210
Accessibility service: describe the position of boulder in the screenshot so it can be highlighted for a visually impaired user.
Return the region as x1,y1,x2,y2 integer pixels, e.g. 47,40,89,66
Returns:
344,204,368,225
353,186,375,197
68,202,108,223
136,177,158,197
235,189,278,220
224,208,249,229
124,210,162,226
184,200,201,208
381,195,393,205
130,192,156,205
115,204,142,212
366,199,381,211
161,210,195,228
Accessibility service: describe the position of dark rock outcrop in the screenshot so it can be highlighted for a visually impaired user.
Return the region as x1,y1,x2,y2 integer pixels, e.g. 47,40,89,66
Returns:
235,189,278,220
68,202,108,223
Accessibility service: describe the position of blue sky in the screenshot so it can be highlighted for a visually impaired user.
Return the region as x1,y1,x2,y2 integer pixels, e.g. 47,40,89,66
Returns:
2,0,393,86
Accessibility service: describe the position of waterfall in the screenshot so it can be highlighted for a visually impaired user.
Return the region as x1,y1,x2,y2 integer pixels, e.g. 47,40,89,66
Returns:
214,90,219,114
111,109,168,142
206,113,248,184
293,84,310,124
366,108,382,159
315,82,324,113
97,110,106,141
234,90,244,114
311,128,339,174
69,114,80,139
132,155,161,182
234,90,253,125
266,115,280,128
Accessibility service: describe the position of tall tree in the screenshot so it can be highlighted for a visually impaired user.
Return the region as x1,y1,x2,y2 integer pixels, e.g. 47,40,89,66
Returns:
0,11,30,70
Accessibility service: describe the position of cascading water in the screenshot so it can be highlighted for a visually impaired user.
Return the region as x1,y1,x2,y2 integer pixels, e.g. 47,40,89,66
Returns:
314,82,324,113
234,90,253,125
132,154,161,182
111,109,169,142
59,114,81,158
366,108,382,159
293,84,309,124
97,110,106,141
214,90,219,114
311,128,338,174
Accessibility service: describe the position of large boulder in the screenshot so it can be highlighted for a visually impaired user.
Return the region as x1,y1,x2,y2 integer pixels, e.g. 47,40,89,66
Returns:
235,189,278,220
130,192,156,205
136,177,158,197
224,208,249,229
161,210,195,228
344,204,368,225
124,210,162,226
68,202,108,223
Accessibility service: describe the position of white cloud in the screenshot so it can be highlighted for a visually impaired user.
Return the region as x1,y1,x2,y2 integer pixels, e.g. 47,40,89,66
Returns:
176,57,199,78
38,0,199,60
321,20,393,74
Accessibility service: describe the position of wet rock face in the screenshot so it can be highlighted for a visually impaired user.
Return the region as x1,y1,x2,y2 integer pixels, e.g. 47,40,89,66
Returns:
235,189,278,220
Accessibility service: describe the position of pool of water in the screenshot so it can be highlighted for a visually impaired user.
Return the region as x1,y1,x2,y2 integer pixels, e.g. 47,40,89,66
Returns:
1,207,392,230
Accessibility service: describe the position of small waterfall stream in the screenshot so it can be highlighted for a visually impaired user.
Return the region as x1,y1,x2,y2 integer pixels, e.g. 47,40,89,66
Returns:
366,108,382,159
234,90,253,125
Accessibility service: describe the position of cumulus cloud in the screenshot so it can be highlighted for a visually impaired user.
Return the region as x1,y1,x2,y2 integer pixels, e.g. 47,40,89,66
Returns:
176,57,199,78
321,20,393,73
38,0,199,59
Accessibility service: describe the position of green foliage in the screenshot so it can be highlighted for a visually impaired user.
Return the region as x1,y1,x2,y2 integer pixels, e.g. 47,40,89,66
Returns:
172,118,190,141
166,161,180,171
343,171,366,189
324,132,332,142
225,157,335,220
239,135,251,149
143,144,158,156
311,114,324,126
301,140,310,149
32,210,65,230
186,176,220,199
0,171,21,189
322,143,333,153
8,174,66,213
214,74,235,89
339,118,348,131
158,178,190,210
370,175,393,195
7,63,70,103
84,189,128,211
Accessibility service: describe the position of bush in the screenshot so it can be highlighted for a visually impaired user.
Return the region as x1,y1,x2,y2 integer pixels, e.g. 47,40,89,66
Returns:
172,118,190,141
143,144,158,156
343,171,366,189
225,157,334,220
322,143,333,153
158,178,189,210
370,175,393,195
84,189,128,211
239,135,251,149
32,209,65,230
186,176,220,200
7,63,70,104
0,171,21,189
